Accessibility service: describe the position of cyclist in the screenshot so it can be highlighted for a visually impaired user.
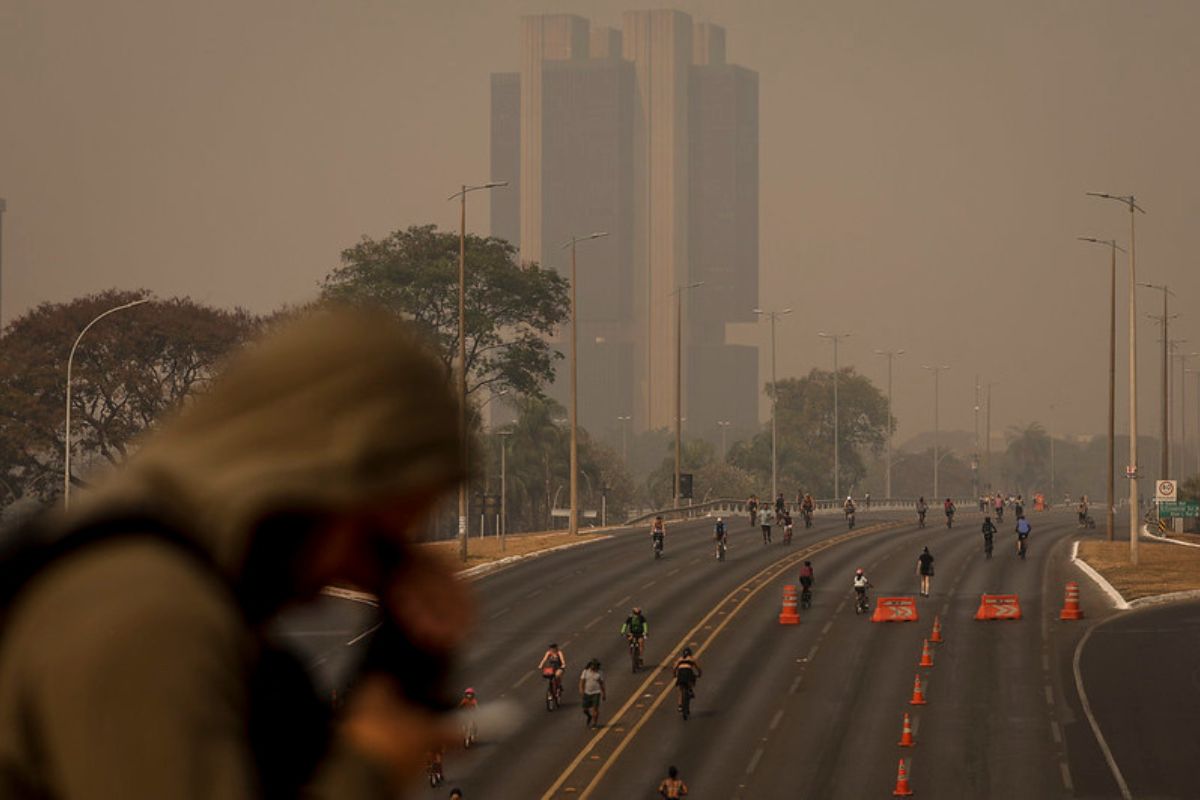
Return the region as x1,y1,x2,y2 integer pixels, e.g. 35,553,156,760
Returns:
673,648,702,712
658,766,689,798
852,568,871,613
713,516,728,560
538,643,566,698
981,516,996,558
1015,514,1032,558
747,494,759,526
994,493,1005,523
775,492,787,516
1077,498,1089,527
651,516,666,555
782,509,794,543
799,560,815,606
917,546,935,597
460,688,479,745
1014,495,1025,518
801,493,815,527
759,505,774,544
943,497,956,528
621,607,649,663
916,496,928,527
843,495,857,529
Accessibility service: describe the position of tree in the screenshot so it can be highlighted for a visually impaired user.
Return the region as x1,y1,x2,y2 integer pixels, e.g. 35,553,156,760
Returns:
730,368,891,498
321,225,570,401
1003,422,1051,497
646,438,716,508
0,290,259,502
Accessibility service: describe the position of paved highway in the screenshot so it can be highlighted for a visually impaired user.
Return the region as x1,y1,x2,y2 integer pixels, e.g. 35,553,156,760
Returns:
281,507,1167,798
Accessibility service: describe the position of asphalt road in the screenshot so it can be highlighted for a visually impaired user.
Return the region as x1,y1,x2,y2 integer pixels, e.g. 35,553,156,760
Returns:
279,506,1171,798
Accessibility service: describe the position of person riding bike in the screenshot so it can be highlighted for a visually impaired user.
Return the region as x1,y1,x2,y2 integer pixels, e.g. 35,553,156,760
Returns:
658,766,689,799
775,492,787,516
799,560,815,606
651,515,666,554
1077,498,1089,527
673,648,702,713
538,643,567,697
981,516,996,558
801,493,815,527
713,516,728,560
621,607,649,661
1014,495,1025,518
459,687,479,745
853,568,871,612
1015,514,1032,557
747,494,759,526
994,493,1005,522
782,509,794,543
916,496,928,527
843,495,857,528
943,497,956,527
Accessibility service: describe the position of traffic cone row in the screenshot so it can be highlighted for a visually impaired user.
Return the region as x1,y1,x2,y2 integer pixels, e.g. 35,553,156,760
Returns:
918,639,934,667
892,617,949,793
897,712,915,747
930,615,944,643
892,758,914,796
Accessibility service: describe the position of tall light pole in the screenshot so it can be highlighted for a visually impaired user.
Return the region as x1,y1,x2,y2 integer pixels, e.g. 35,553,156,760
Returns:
984,382,998,492
0,198,7,329
1188,368,1200,478
447,180,508,561
563,232,609,535
874,349,904,499
1048,403,1056,501
64,298,150,507
1079,236,1124,541
672,282,703,507
973,376,980,500
1176,352,1197,478
1139,282,1174,479
1088,191,1144,564
717,420,731,460
923,364,950,500
617,415,632,462
756,308,792,505
497,430,511,551
818,331,850,498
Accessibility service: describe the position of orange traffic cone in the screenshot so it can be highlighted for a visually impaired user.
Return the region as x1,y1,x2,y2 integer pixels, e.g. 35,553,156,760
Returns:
908,674,927,705
892,758,914,796
778,584,801,625
1059,581,1084,621
930,615,944,643
897,712,915,747
918,639,934,667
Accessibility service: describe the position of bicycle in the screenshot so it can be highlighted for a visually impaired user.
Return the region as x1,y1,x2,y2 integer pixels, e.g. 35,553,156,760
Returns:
543,669,563,711
1017,537,1028,560
678,683,694,721
783,523,793,545
802,508,813,529
984,538,993,559
628,635,644,673
945,512,954,529
652,535,664,560
917,509,926,528
427,753,444,787
846,510,856,530
462,718,478,749
855,589,870,615
715,537,727,561
800,584,813,609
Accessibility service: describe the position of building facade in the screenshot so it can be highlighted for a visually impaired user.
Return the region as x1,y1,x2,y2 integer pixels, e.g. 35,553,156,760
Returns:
491,10,758,444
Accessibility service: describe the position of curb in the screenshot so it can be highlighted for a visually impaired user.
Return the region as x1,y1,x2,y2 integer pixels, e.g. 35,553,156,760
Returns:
1070,540,1131,610
1128,589,1200,608
1140,522,1200,549
457,533,616,579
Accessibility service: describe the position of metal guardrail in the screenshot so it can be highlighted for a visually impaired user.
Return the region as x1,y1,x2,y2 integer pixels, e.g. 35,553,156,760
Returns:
625,497,940,527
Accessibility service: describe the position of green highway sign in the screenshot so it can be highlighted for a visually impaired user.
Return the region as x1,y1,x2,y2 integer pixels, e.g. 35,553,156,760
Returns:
1158,500,1199,518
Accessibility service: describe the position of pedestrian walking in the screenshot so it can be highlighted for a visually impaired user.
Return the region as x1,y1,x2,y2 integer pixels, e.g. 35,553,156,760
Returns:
658,765,689,798
579,659,606,728
917,546,935,597
759,506,774,544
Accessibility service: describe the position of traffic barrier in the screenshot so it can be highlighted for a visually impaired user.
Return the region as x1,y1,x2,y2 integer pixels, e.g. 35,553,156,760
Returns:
871,596,920,623
930,615,944,643
892,758,914,796
974,593,1022,621
778,584,800,625
898,712,915,747
908,674,927,705
1059,581,1084,621
918,638,934,667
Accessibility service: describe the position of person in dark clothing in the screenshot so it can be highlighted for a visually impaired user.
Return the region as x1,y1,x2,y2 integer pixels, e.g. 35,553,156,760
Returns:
917,546,935,596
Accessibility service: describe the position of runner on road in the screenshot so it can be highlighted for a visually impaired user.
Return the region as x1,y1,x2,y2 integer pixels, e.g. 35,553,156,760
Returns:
917,546,935,597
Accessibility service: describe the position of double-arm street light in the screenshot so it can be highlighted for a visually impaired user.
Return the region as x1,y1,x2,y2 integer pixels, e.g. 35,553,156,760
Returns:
818,331,850,499
922,364,950,500
64,298,150,507
447,180,508,561
563,232,609,535
1079,236,1124,541
672,281,704,507
755,308,792,506
874,349,905,499
1088,191,1144,564
1175,351,1198,479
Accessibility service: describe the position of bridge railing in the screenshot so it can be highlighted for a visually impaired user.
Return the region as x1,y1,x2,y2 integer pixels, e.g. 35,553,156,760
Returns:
625,497,935,527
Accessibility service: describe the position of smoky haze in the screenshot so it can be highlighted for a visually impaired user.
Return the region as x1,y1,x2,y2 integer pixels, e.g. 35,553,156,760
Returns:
2,0,1199,448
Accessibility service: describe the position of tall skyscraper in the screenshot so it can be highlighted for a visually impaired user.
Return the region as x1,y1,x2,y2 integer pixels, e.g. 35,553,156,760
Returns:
491,11,758,443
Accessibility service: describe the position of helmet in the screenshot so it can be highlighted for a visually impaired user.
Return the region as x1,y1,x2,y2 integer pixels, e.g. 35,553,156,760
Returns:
549,642,558,649
682,647,693,657
632,606,642,615
716,516,723,523
464,687,475,696
855,568,864,576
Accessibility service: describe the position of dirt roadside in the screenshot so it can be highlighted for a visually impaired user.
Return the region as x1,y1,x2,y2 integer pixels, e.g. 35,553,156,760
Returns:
1077,538,1200,601
421,530,613,570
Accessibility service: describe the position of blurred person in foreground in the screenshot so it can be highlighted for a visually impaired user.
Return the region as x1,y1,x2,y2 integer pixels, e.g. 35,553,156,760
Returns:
0,309,473,799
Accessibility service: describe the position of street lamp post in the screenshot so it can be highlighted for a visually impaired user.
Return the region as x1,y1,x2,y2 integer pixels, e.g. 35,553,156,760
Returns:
617,415,632,462
756,308,792,505
0,198,7,328
1079,236,1124,541
1176,352,1197,478
717,420,731,461
874,349,905,499
562,232,609,535
672,282,703,508
1139,282,1174,480
1048,403,1056,501
818,332,850,499
64,298,150,507
984,382,998,492
447,180,508,561
497,430,512,551
922,364,950,500
1088,191,1144,564
1188,368,1200,478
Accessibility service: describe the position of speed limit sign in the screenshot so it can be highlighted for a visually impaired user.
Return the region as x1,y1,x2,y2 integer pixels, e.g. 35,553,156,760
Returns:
1156,480,1177,501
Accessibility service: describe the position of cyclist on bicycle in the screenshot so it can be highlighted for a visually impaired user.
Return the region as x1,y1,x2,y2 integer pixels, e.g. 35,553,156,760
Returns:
1015,514,1032,556
944,497,956,527
747,494,759,526
651,516,666,552
843,495,857,516
538,643,566,693
801,493,815,526
782,509,794,542
853,567,871,611
981,516,996,557
658,766,689,798
621,607,649,659
799,560,815,605
714,517,728,559
1077,498,1089,527
459,687,478,710
916,496,928,526
1014,495,1025,518
673,648,702,710
775,492,787,516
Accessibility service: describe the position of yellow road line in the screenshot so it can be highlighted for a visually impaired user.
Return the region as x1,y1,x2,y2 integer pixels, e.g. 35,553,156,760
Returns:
539,520,904,799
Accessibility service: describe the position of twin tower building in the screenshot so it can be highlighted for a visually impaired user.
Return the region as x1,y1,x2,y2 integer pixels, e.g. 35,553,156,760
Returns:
490,10,760,444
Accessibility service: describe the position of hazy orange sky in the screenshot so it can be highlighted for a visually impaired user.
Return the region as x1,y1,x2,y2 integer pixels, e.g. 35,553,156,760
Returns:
3,0,1199,445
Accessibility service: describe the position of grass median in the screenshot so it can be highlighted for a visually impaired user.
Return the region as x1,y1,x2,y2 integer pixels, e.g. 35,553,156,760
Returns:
1077,538,1200,600
421,530,612,570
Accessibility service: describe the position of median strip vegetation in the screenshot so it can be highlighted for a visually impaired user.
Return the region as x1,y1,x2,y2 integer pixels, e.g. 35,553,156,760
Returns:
1076,540,1200,600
